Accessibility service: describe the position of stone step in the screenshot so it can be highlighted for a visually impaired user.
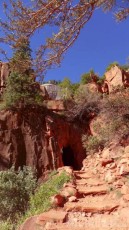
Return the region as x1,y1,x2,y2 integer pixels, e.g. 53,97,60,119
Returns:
19,210,67,230
46,224,129,230
64,198,119,213
18,216,38,230
74,172,94,179
77,185,108,196
36,209,67,226
76,178,104,186
44,223,84,230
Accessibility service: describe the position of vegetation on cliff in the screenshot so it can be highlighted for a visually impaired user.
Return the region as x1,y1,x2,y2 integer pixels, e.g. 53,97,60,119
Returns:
0,166,36,229
0,169,70,230
79,88,129,154
2,41,42,108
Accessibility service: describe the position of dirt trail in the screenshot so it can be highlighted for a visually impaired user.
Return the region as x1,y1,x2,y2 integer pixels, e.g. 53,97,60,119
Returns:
20,148,129,230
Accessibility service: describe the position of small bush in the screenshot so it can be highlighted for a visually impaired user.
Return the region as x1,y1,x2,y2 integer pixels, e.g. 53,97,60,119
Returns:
88,92,129,150
28,171,70,215
66,86,101,123
0,220,14,230
106,62,119,72
0,166,36,222
82,135,104,153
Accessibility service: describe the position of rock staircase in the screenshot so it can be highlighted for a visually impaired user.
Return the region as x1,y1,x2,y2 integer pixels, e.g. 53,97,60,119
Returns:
20,145,129,230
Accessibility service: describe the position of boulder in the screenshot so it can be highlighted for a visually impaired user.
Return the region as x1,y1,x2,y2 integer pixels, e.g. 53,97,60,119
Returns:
121,185,129,195
60,187,78,198
18,216,38,230
105,65,123,93
0,62,10,94
40,85,50,100
101,158,114,167
105,171,115,183
36,209,67,226
51,194,65,207
119,165,129,176
124,146,129,157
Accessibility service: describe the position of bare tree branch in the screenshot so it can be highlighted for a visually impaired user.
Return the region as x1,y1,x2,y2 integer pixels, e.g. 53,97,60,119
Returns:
0,0,129,78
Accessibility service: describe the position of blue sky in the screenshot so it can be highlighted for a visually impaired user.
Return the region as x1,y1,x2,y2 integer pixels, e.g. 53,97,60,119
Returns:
0,3,129,83
44,9,129,83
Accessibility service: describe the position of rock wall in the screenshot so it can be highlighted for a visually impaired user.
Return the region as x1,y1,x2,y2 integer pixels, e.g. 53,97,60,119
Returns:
0,107,86,178
105,65,129,93
0,62,10,95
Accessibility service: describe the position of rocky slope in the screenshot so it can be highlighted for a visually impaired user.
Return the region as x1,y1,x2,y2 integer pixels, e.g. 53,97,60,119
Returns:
19,144,129,230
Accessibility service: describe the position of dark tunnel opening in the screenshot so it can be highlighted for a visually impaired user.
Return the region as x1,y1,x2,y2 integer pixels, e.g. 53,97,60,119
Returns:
62,146,77,170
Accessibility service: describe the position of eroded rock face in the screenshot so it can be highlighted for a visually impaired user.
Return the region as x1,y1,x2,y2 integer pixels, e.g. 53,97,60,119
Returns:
0,107,86,177
0,62,10,95
105,65,129,93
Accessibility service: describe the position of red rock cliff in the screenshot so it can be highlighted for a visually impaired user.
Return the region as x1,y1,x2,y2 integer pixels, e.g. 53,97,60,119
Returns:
0,107,86,177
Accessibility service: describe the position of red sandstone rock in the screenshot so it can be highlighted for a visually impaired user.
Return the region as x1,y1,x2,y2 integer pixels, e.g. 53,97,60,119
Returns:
77,185,108,196
119,165,129,176
60,187,78,198
109,162,117,169
0,109,85,174
36,209,67,226
68,196,77,202
105,65,123,93
64,198,119,213
123,194,129,201
121,185,129,195
18,216,38,230
124,146,129,157
58,166,73,175
105,171,116,183
63,182,76,188
101,159,114,167
51,194,65,207
119,158,128,165
114,180,125,188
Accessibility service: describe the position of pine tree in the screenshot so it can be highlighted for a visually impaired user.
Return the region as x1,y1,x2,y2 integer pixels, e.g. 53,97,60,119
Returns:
3,40,42,108
10,39,33,75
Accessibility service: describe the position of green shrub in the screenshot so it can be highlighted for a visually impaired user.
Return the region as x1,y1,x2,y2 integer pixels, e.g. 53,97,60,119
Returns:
0,166,36,222
88,92,129,150
66,86,101,123
80,69,96,85
58,78,79,99
28,171,70,215
106,62,119,72
82,135,104,153
0,220,14,230
80,72,92,85
3,72,42,108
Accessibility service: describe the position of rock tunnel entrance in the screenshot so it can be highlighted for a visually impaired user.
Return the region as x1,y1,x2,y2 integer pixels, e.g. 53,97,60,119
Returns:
62,146,77,170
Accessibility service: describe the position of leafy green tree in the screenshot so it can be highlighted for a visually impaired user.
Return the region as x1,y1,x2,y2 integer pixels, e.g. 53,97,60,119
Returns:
71,83,80,95
3,40,42,108
0,166,36,222
59,78,79,99
10,39,32,75
80,73,92,85
59,77,72,99
59,77,71,89
80,69,95,85
97,75,106,84
3,72,42,108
